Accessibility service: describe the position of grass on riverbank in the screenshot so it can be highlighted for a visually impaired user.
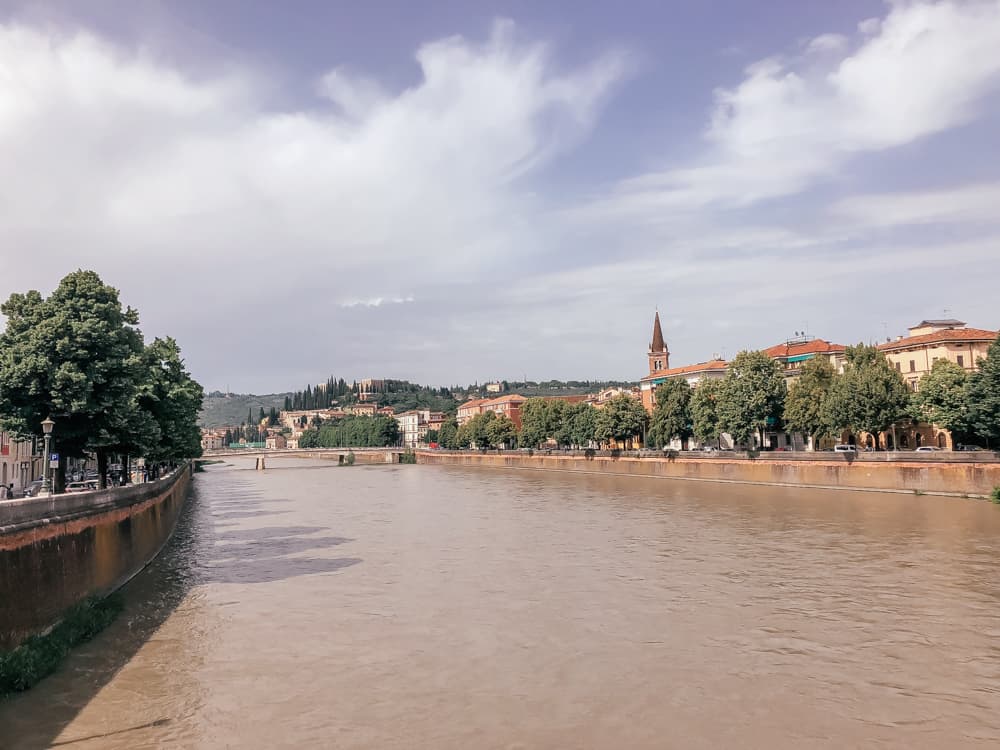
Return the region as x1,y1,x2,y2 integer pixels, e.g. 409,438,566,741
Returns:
992,486,1000,504
0,594,123,697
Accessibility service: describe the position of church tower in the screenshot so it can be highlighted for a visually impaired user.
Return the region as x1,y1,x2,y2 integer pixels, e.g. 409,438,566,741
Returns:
648,310,669,375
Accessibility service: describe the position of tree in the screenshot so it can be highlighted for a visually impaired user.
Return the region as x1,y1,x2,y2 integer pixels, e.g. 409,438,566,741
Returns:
567,402,597,448
487,414,518,449
647,380,692,448
594,394,647,449
0,270,150,488
822,343,909,450
469,411,497,448
717,350,787,449
783,356,836,449
548,399,572,447
691,378,722,447
425,429,440,445
438,418,459,449
519,398,550,448
966,334,1000,445
911,359,970,438
137,337,204,463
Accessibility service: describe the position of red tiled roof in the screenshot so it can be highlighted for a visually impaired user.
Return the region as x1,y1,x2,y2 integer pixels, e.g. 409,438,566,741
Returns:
764,339,846,359
641,359,728,381
482,394,528,407
457,398,491,411
877,328,997,352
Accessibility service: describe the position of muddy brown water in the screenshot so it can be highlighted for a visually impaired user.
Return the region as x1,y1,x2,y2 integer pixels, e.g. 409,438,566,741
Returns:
2,459,999,749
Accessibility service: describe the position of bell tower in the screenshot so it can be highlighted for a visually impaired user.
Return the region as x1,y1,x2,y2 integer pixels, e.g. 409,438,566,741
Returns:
648,310,669,375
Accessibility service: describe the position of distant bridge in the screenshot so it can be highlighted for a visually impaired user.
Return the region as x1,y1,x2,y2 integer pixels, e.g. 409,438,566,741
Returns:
200,448,404,464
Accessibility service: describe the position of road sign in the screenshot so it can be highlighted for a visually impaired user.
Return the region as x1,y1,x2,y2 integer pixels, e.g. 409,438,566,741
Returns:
49,453,59,461
49,460,59,468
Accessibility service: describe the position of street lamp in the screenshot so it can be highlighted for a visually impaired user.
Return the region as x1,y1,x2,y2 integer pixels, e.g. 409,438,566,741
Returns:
41,416,55,495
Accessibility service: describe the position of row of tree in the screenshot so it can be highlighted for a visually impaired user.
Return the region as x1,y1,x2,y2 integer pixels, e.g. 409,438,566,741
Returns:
642,338,1000,451
0,271,204,488
297,415,400,449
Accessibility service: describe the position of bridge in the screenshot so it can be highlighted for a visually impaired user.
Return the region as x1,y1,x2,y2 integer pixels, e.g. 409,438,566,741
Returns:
200,447,406,464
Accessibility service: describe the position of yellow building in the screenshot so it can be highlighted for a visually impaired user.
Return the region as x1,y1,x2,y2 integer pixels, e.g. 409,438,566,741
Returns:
877,319,997,393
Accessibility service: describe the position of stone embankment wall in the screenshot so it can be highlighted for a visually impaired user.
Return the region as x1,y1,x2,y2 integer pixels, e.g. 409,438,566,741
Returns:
415,451,1000,498
0,465,192,650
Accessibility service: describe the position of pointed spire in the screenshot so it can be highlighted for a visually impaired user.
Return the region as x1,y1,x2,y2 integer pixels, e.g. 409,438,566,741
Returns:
650,310,666,353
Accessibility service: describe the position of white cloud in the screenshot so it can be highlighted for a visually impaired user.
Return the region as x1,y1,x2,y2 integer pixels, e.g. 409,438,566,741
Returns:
599,0,1000,214
805,33,848,54
339,296,415,309
831,182,1000,228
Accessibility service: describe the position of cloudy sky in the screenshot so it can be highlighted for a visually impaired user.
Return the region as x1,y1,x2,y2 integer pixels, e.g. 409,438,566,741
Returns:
1,0,999,393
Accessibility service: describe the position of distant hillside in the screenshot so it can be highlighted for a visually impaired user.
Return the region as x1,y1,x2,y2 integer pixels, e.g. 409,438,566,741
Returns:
199,391,291,428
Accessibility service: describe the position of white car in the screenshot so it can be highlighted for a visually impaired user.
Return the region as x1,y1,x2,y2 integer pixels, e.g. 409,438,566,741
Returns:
915,446,941,452
833,444,857,453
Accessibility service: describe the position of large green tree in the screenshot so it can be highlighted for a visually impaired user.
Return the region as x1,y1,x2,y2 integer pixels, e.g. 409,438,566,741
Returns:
647,380,692,448
966,334,1000,446
567,402,597,448
437,418,459,449
718,350,787,449
594,394,648,449
519,398,550,448
0,271,152,487
783,356,836,449
487,414,518,449
691,378,723,447
138,337,205,463
911,359,970,438
822,343,909,450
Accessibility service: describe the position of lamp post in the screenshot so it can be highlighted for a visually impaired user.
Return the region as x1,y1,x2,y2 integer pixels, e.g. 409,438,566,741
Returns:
41,416,55,495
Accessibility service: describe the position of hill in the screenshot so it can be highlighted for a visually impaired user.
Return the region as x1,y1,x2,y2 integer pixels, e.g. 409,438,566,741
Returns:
199,391,291,428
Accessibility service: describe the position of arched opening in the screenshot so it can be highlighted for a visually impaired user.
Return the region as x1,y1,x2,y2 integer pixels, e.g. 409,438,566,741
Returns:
900,433,909,449
915,432,923,447
937,433,946,448
884,434,893,451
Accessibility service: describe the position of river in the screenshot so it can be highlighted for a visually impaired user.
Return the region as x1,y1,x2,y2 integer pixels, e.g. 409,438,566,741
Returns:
2,458,999,748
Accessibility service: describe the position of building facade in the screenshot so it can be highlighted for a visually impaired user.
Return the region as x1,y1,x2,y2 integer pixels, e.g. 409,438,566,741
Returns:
0,432,41,497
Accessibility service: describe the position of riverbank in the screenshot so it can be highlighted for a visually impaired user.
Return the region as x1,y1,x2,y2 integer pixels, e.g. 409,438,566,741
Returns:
0,464,193,651
415,450,1000,498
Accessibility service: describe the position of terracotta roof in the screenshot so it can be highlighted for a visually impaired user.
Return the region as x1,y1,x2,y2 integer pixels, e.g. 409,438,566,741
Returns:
641,359,728,381
457,398,492,411
878,328,997,352
911,319,965,329
764,339,846,359
482,394,528,407
650,311,666,353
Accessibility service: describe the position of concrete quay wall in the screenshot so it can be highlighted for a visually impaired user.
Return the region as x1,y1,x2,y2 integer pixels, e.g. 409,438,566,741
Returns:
0,465,192,650
415,451,1000,498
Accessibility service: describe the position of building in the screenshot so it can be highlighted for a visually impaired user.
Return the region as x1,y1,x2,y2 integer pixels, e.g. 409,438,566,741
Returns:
0,432,42,497
877,319,997,393
265,434,287,450
485,381,506,393
347,402,379,417
764,336,846,383
394,411,424,448
357,379,385,402
200,430,225,452
481,394,528,430
457,398,491,426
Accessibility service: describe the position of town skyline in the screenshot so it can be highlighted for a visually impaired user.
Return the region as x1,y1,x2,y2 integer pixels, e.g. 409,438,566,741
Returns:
2,0,1000,392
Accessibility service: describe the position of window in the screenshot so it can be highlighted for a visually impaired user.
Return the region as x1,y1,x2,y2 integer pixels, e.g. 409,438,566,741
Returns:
957,355,964,367
909,380,917,392
894,361,901,372
909,360,915,372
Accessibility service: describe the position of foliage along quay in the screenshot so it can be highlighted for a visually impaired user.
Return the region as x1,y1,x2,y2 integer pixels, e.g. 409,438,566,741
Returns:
0,270,204,693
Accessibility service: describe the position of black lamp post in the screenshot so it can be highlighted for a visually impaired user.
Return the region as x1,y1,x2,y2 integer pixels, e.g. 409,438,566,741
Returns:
41,416,55,495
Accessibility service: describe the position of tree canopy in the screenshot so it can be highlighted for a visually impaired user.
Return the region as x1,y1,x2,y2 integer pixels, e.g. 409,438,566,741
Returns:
690,378,722,447
647,379,692,448
594,394,647,449
718,350,786,448
0,270,204,486
783,356,836,446
911,359,970,438
822,344,909,449
966,334,1000,445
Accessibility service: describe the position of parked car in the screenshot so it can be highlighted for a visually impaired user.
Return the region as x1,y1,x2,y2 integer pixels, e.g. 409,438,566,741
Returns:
833,444,857,452
23,479,45,497
65,480,99,493
915,446,941,452
959,445,984,451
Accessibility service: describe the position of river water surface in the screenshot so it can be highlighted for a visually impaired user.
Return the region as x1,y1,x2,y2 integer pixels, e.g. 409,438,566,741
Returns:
2,458,1000,748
